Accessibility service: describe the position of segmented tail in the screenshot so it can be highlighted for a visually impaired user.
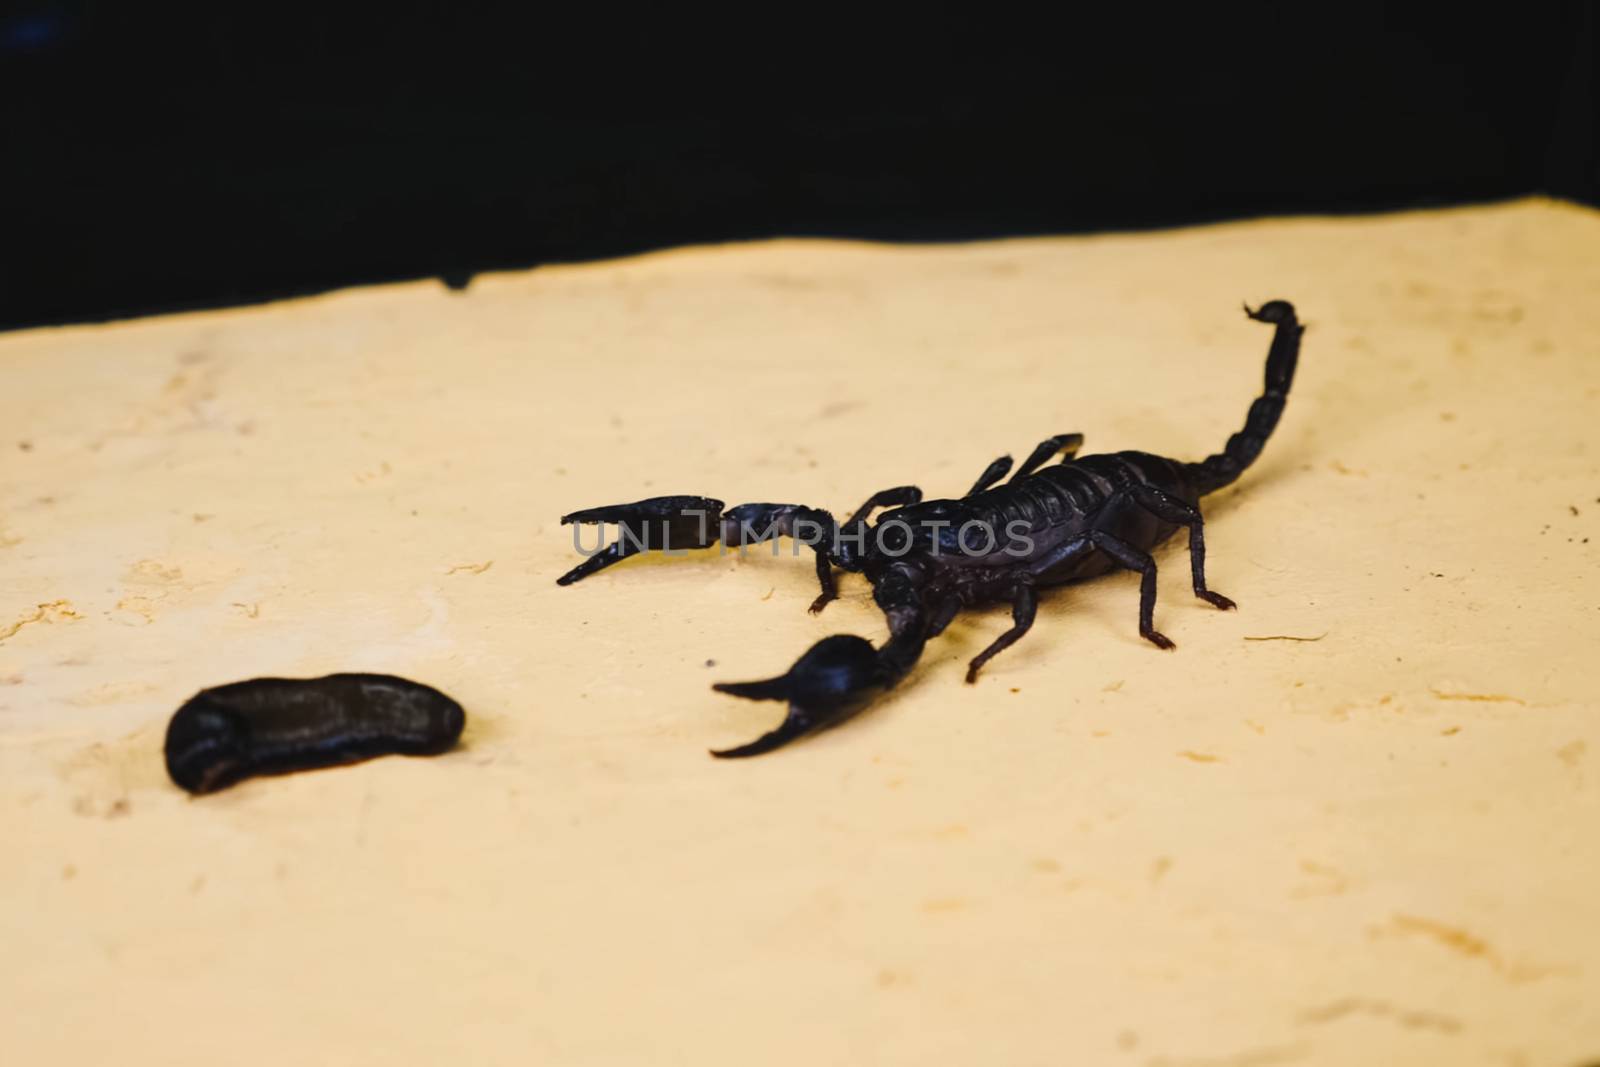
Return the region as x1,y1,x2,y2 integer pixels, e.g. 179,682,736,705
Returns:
1184,300,1303,495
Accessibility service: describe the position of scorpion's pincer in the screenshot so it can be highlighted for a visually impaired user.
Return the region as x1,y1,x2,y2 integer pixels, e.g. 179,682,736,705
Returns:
710,635,888,758
1243,299,1296,325
558,494,725,549
556,495,725,586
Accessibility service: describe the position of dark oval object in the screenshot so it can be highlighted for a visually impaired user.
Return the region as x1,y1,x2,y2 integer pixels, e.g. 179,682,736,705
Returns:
165,673,465,794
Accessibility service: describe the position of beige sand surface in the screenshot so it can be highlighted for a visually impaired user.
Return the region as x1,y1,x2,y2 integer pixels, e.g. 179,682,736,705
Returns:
2,199,1598,1065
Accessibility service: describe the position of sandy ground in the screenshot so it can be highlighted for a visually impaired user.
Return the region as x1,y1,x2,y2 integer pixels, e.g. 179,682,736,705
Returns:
1,199,1597,1066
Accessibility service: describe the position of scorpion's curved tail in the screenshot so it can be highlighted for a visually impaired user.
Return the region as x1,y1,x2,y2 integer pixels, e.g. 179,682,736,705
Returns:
1184,300,1304,496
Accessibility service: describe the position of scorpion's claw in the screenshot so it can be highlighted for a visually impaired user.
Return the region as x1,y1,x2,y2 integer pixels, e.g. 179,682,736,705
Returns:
556,495,725,585
1243,299,1295,325
559,494,725,545
710,635,886,758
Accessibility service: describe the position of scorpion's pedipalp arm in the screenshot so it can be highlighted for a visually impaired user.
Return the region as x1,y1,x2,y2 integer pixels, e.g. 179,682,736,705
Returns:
557,496,848,589
1010,432,1084,481
965,581,1038,683
721,502,845,614
1130,485,1237,611
965,456,1013,496
556,495,725,586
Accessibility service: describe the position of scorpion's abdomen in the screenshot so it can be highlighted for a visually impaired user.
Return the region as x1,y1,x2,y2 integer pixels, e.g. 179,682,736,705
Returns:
987,451,1191,531
994,452,1190,580
882,450,1193,571
1071,451,1195,500
965,463,1104,535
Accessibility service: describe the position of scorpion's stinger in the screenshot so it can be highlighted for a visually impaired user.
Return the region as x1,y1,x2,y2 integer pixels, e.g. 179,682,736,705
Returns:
709,634,887,758
1184,299,1303,496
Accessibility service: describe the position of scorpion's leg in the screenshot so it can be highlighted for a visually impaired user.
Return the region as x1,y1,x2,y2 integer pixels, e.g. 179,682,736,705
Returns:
845,485,922,527
1088,531,1175,650
1010,433,1085,481
1130,485,1237,611
965,580,1038,683
1029,528,1174,650
965,456,1013,496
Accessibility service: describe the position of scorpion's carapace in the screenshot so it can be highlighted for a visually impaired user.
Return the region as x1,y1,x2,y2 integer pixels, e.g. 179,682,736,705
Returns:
558,300,1305,757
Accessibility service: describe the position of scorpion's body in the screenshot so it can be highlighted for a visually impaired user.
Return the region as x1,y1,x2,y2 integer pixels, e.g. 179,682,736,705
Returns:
558,301,1304,757
882,451,1192,585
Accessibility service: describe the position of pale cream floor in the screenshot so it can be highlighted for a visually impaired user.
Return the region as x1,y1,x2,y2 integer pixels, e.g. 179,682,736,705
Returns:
2,199,1597,1065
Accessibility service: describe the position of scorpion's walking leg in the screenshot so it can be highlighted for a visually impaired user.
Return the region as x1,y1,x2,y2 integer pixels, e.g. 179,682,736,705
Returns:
1030,528,1174,650
1130,485,1237,611
1009,433,1084,481
966,434,1081,496
965,581,1038,683
1088,530,1175,650
965,456,1013,496
845,485,922,527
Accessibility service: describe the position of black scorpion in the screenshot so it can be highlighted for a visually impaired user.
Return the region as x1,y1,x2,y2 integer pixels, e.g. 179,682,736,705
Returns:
557,301,1304,757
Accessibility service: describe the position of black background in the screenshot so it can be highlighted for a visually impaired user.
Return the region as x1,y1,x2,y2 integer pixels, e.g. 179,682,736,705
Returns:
3,5,1595,331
